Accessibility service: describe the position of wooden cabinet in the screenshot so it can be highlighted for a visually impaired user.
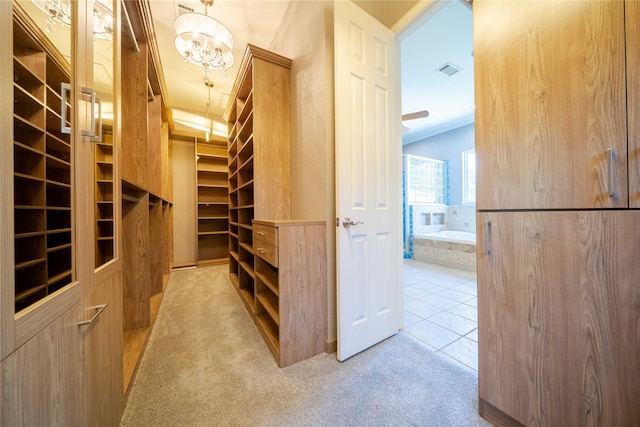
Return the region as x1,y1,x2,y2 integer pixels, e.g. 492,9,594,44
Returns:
475,1,640,425
12,7,74,315
253,220,327,367
477,211,640,426
225,44,292,314
474,0,628,210
196,141,229,265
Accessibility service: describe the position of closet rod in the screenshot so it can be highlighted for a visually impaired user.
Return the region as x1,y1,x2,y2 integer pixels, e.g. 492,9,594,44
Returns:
122,0,140,53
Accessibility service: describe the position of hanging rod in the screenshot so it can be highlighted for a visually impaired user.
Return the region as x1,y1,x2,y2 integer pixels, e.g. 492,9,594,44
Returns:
122,0,140,53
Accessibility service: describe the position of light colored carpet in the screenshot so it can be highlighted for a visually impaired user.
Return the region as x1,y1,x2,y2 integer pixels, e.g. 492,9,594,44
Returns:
120,265,491,427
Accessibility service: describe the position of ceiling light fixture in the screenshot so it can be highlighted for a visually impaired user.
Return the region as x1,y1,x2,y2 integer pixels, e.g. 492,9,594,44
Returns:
32,0,114,40
174,0,234,71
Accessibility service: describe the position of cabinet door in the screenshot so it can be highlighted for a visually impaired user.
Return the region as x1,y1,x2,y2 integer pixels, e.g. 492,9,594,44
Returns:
477,211,640,425
627,1,640,207
1,303,84,426
85,275,123,427
474,1,627,210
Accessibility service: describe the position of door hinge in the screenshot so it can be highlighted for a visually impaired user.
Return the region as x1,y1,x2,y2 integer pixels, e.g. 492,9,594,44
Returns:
336,217,339,227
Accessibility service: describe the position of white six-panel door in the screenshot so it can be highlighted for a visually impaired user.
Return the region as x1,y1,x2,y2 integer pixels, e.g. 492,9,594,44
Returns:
335,0,402,361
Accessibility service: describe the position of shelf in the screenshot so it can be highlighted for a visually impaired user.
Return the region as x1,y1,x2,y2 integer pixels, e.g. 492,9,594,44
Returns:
239,261,255,279
237,287,255,315
256,314,279,357
256,292,279,326
256,270,279,297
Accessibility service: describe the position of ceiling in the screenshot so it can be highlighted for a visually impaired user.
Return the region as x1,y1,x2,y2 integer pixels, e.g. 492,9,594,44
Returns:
400,0,474,145
148,0,474,143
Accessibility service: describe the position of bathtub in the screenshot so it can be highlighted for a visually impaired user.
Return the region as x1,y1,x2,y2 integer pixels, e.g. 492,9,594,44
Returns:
412,230,476,271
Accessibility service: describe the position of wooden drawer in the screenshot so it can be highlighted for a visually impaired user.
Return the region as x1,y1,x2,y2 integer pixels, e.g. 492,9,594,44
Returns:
253,240,278,267
254,223,278,247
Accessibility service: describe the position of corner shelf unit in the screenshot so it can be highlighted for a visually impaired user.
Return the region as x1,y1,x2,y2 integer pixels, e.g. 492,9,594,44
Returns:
13,17,73,313
196,141,229,265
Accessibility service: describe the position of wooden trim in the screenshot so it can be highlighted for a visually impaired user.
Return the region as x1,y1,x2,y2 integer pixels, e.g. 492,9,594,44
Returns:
479,398,526,427
325,338,337,354
0,0,15,358
254,219,326,227
224,44,292,121
391,0,444,36
15,282,82,348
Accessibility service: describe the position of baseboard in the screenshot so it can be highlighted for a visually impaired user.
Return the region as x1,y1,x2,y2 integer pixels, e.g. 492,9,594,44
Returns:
325,337,337,354
479,398,526,427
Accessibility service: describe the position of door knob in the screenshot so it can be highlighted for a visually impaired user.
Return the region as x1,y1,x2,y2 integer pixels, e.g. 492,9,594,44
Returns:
342,217,364,228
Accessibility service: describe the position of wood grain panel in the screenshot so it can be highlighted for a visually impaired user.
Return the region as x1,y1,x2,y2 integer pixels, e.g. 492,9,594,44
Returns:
161,123,172,202
121,42,148,189
84,275,123,427
277,223,327,367
627,1,640,207
478,211,640,425
0,0,15,358
122,192,150,330
1,303,83,426
162,202,173,277
148,197,163,296
252,57,292,220
147,94,162,197
474,0,627,210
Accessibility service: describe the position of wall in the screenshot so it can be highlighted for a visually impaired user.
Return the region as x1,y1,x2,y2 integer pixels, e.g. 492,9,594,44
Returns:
171,139,196,267
354,0,420,28
403,123,475,205
269,1,337,343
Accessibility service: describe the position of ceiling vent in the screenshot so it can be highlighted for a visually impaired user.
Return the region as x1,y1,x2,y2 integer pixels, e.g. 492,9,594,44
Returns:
437,62,462,76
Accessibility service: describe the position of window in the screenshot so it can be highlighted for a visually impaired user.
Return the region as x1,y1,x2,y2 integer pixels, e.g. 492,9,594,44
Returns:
462,149,476,204
406,155,447,204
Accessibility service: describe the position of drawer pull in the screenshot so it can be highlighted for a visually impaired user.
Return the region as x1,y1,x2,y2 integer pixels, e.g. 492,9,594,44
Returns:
256,247,266,254
257,231,266,237
77,304,108,326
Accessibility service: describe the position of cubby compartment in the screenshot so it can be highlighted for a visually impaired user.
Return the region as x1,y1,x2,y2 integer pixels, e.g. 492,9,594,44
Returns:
47,230,71,250
15,234,46,266
197,186,227,204
14,144,45,178
46,183,71,208
14,116,45,150
14,84,45,128
14,175,45,206
198,204,227,218
46,134,71,161
14,208,45,235
238,184,254,207
197,234,229,262
197,170,227,187
47,208,71,230
45,156,71,185
198,218,228,233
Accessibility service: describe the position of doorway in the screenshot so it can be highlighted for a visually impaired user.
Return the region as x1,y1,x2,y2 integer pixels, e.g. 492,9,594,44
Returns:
397,0,478,373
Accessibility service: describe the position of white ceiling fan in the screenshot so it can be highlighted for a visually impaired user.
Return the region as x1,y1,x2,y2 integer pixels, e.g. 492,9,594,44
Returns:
401,109,429,133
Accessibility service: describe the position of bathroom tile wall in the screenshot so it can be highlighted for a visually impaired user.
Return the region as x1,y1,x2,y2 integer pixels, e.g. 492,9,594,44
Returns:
410,204,476,235
445,204,476,233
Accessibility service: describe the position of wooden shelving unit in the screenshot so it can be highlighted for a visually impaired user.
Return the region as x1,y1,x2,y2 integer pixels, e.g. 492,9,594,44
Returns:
13,18,72,313
95,126,114,266
225,45,293,319
196,141,229,265
253,220,327,367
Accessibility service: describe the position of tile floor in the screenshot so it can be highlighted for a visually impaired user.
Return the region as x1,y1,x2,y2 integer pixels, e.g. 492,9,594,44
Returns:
400,259,479,373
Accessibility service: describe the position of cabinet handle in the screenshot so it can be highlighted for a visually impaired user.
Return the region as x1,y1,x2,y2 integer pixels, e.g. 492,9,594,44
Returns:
60,84,98,137
82,86,97,137
90,96,103,142
484,221,491,255
256,247,266,254
256,231,266,237
77,304,108,326
60,82,71,134
607,148,614,197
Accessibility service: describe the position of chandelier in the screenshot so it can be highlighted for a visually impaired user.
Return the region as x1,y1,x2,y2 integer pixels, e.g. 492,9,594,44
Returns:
174,0,234,71
32,0,114,40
